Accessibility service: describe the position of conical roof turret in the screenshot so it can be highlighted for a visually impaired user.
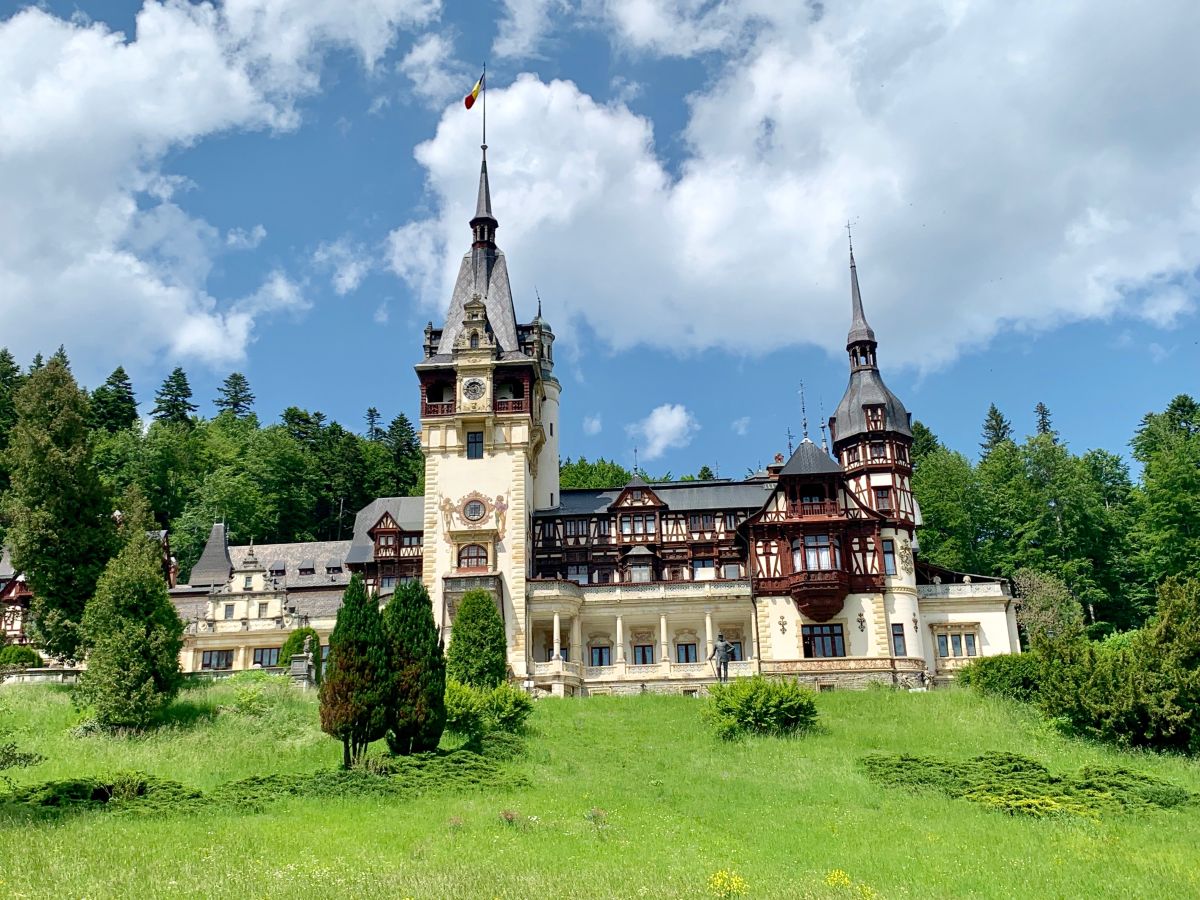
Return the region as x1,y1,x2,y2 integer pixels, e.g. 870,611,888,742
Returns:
847,246,876,348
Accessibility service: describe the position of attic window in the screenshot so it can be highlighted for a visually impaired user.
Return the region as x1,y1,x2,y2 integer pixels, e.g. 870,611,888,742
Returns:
269,566,285,577
298,566,315,576
326,565,342,575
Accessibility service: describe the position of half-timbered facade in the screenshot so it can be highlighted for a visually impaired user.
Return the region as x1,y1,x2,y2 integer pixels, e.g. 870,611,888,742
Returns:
164,145,1017,690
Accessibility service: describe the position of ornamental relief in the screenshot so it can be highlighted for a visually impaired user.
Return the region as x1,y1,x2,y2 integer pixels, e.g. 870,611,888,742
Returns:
439,491,510,543
899,539,915,575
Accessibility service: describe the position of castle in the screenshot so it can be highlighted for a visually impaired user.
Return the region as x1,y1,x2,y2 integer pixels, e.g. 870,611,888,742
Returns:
168,146,1019,692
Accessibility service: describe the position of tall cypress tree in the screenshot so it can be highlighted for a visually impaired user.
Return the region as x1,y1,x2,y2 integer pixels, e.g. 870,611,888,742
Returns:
152,367,197,425
383,580,446,755
446,589,507,689
1,358,118,659
980,403,1013,455
214,372,255,418
319,575,389,767
90,366,138,433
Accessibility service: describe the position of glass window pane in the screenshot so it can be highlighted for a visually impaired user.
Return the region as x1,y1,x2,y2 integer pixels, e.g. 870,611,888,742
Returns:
951,634,963,657
965,634,977,656
937,634,949,657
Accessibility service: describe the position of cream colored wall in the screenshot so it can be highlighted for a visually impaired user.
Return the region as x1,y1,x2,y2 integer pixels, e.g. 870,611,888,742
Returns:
533,377,560,511
918,599,1018,672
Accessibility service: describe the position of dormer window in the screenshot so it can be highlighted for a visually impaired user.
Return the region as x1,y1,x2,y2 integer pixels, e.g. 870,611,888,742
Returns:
326,565,342,575
469,331,480,349
865,405,885,431
298,566,315,576
269,565,285,578
243,575,253,590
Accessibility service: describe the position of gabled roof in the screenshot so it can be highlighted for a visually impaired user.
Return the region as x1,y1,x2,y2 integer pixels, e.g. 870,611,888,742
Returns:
345,497,425,564
536,480,775,517
779,439,842,477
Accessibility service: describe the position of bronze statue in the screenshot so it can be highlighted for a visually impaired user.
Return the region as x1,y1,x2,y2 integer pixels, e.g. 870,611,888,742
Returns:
708,632,735,683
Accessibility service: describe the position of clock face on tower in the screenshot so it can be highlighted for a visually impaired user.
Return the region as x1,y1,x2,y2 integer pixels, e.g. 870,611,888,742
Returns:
463,378,485,401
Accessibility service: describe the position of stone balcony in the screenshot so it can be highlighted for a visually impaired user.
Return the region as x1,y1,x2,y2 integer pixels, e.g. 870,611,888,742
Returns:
917,582,1008,600
528,578,752,607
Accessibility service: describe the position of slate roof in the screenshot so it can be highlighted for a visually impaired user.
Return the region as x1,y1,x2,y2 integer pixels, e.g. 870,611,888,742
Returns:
847,249,876,347
779,439,842,477
345,497,426,564
538,480,774,517
832,367,913,441
228,540,352,590
187,523,233,589
0,546,14,581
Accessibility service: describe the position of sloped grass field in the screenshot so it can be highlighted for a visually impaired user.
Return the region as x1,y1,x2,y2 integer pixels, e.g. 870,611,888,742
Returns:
1,681,1198,899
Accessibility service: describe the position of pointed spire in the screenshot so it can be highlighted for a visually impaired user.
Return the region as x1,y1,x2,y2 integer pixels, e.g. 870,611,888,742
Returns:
799,381,810,440
846,223,876,348
473,145,496,224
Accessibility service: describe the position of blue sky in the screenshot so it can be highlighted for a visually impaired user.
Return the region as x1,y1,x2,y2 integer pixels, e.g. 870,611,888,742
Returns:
1,0,1196,477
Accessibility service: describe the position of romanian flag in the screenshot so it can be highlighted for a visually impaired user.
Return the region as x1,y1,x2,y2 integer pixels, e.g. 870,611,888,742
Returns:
464,73,485,109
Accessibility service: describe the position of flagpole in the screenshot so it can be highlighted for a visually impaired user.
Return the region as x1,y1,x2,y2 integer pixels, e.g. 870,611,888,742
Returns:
482,62,487,152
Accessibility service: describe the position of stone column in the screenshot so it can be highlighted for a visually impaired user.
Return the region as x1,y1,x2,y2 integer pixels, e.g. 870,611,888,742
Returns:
660,612,670,671
749,608,759,660
552,611,562,662
570,615,582,666
705,610,714,659
615,614,625,663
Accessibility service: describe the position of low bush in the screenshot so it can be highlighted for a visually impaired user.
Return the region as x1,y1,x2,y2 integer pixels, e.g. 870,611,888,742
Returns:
482,682,534,734
445,679,488,744
860,750,1195,818
278,627,322,683
958,653,1042,702
702,675,818,740
0,645,43,669
445,680,534,746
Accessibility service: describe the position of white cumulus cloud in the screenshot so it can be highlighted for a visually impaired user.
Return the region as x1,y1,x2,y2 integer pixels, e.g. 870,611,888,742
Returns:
582,413,602,435
627,403,699,460
493,0,570,59
0,0,436,377
386,1,1200,372
399,32,471,107
314,238,373,295
731,416,750,436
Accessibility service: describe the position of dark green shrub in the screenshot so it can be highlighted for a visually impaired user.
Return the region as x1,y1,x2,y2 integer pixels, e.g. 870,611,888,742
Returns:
278,626,322,683
444,678,487,745
446,589,507,689
703,675,818,740
958,653,1042,702
0,645,43,668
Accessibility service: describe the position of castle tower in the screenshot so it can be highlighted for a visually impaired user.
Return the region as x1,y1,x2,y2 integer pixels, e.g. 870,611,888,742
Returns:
828,240,921,656
415,145,558,677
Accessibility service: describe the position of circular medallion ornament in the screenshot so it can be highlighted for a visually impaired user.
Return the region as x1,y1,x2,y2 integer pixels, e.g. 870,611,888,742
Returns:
463,499,487,522
463,378,485,400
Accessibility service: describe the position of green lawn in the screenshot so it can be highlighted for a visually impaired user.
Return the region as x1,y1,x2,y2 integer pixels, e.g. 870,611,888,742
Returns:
1,680,1198,899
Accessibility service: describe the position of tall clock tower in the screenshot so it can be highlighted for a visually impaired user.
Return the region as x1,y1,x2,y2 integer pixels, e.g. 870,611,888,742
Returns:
415,146,559,678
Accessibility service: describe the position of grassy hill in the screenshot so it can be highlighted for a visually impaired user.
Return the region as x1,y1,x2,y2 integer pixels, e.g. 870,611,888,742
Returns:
1,680,1198,898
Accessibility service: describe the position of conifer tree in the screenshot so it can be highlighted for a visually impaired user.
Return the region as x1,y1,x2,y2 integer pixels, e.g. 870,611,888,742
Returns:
0,348,23,501
90,366,138,433
279,626,323,683
446,589,508,689
385,412,423,493
214,372,255,418
696,464,716,481
28,353,44,373
383,580,446,755
320,575,389,767
909,420,941,469
980,403,1013,455
152,366,197,425
1,358,117,659
1034,402,1055,438
77,487,184,727
365,407,383,441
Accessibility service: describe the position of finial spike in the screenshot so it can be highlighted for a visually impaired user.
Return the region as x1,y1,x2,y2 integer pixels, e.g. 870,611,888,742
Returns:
846,219,854,258
535,286,542,318
786,426,794,456
819,396,829,452
799,382,809,440
633,446,639,476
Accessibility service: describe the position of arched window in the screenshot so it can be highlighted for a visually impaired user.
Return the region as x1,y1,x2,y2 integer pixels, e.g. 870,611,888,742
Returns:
458,544,487,569
469,331,480,349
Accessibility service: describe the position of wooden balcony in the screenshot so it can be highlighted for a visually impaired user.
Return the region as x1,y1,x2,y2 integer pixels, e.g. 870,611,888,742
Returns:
494,398,529,414
787,500,840,518
421,401,455,417
756,570,849,623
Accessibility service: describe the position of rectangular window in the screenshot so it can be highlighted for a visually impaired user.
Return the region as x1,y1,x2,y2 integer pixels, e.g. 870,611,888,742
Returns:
298,567,315,576
269,566,285,578
874,488,892,511
253,647,281,667
725,513,739,531
326,565,342,575
730,641,743,662
891,623,907,657
402,534,422,547
201,650,233,670
882,539,897,575
596,568,614,584
565,519,586,537
224,604,235,620
566,564,589,583
380,576,397,589
633,644,655,665
467,431,484,459
870,441,886,460
847,446,861,463
965,633,978,656
589,646,611,667
630,565,651,583
951,633,963,657
545,647,568,662
722,563,741,579
243,575,253,590
257,602,269,618
692,558,715,579
620,516,632,536
896,445,908,462
804,534,840,570
937,634,950,657
321,645,330,661
676,643,698,663
801,624,846,658
688,513,701,532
